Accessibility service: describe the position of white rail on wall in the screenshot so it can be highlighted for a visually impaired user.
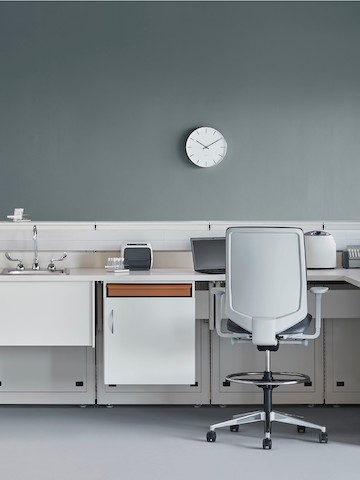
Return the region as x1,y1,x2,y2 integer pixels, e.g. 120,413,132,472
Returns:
0,221,210,252
0,220,359,253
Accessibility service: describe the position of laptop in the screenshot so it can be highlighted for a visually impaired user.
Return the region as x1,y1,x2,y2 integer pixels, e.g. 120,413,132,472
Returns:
190,237,226,274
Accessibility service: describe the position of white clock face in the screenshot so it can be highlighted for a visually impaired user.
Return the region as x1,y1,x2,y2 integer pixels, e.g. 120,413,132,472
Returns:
185,127,227,168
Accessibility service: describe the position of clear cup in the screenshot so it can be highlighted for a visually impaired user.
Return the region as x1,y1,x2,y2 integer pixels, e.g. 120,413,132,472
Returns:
106,257,124,271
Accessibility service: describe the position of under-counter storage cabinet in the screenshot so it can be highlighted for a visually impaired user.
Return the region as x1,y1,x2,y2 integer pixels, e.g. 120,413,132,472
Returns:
211,331,323,405
103,283,196,385
211,288,324,405
0,282,94,346
325,318,360,404
0,346,95,404
211,282,360,406
319,283,360,404
0,281,95,404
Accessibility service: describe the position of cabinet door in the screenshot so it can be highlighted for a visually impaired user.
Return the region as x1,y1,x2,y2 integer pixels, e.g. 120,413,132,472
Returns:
211,331,323,405
104,284,195,385
325,318,360,404
316,284,360,404
0,282,94,346
97,285,210,405
0,346,95,404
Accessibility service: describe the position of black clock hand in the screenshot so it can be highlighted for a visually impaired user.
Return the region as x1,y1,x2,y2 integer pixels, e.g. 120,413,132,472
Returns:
196,140,209,149
203,138,222,149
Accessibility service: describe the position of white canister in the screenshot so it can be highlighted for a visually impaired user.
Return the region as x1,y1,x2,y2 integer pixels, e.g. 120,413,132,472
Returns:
304,231,336,269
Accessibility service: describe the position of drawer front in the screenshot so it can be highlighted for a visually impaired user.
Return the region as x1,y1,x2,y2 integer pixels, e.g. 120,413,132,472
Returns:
107,283,192,297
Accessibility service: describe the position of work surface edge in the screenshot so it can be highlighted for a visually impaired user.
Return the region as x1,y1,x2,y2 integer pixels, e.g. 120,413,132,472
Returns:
0,267,358,286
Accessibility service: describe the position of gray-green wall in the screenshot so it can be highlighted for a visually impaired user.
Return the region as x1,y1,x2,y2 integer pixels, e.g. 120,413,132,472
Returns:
1,1,360,221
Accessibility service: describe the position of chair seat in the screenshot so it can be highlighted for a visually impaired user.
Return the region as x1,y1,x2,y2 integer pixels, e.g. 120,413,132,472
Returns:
227,313,312,336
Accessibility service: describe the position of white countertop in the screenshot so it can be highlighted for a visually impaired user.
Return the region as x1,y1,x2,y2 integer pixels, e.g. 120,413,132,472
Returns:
1,267,360,287
0,268,225,283
307,268,360,288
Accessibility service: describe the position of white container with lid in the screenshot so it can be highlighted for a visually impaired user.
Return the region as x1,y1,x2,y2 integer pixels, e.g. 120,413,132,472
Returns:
304,231,336,269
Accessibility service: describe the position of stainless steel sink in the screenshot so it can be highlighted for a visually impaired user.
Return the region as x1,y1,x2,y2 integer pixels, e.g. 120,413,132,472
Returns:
2,268,69,275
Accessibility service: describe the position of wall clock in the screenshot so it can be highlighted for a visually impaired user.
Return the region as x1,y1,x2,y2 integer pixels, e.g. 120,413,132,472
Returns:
185,127,227,168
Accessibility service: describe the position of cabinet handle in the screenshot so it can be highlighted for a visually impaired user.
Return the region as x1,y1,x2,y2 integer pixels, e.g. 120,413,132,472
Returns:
108,309,114,334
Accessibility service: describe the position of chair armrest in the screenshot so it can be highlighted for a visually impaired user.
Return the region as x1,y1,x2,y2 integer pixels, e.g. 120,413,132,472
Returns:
284,286,328,341
211,287,226,296
210,287,244,338
309,286,329,295
309,286,329,339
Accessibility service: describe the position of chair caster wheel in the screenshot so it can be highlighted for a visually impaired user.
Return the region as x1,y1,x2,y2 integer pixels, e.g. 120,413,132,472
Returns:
297,426,306,433
230,425,239,432
263,438,272,450
206,431,216,442
319,432,328,443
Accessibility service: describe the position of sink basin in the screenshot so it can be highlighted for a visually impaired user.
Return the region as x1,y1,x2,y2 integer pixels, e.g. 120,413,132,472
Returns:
2,268,69,275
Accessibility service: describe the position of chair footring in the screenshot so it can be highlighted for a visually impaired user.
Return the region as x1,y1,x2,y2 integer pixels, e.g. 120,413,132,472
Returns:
226,371,310,386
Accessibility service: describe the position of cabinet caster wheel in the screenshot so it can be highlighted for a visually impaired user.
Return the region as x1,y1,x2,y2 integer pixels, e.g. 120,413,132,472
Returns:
319,432,328,443
230,425,239,432
297,426,306,433
263,438,272,450
206,431,216,443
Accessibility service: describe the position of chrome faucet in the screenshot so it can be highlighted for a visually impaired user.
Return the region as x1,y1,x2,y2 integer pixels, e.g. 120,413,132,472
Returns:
32,225,40,270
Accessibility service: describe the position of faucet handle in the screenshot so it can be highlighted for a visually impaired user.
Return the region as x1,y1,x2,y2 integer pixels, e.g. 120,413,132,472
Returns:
48,252,67,271
5,252,25,270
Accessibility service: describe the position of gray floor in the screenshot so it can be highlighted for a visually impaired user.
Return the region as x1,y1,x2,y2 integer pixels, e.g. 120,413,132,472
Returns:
0,404,359,480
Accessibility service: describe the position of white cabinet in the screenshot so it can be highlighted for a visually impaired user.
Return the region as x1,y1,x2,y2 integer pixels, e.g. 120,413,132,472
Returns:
0,282,94,346
211,330,323,405
211,282,360,406
320,283,360,404
103,283,196,386
325,318,360,404
97,284,210,405
0,346,95,404
0,280,95,404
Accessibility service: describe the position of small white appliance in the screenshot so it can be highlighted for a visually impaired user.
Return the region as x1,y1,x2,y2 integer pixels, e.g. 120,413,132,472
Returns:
304,231,336,269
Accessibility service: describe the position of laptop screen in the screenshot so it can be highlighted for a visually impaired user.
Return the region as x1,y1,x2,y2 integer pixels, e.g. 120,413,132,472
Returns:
190,237,226,274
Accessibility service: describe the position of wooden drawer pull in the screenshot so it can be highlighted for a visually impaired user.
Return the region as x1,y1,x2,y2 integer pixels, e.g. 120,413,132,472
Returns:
107,283,192,297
